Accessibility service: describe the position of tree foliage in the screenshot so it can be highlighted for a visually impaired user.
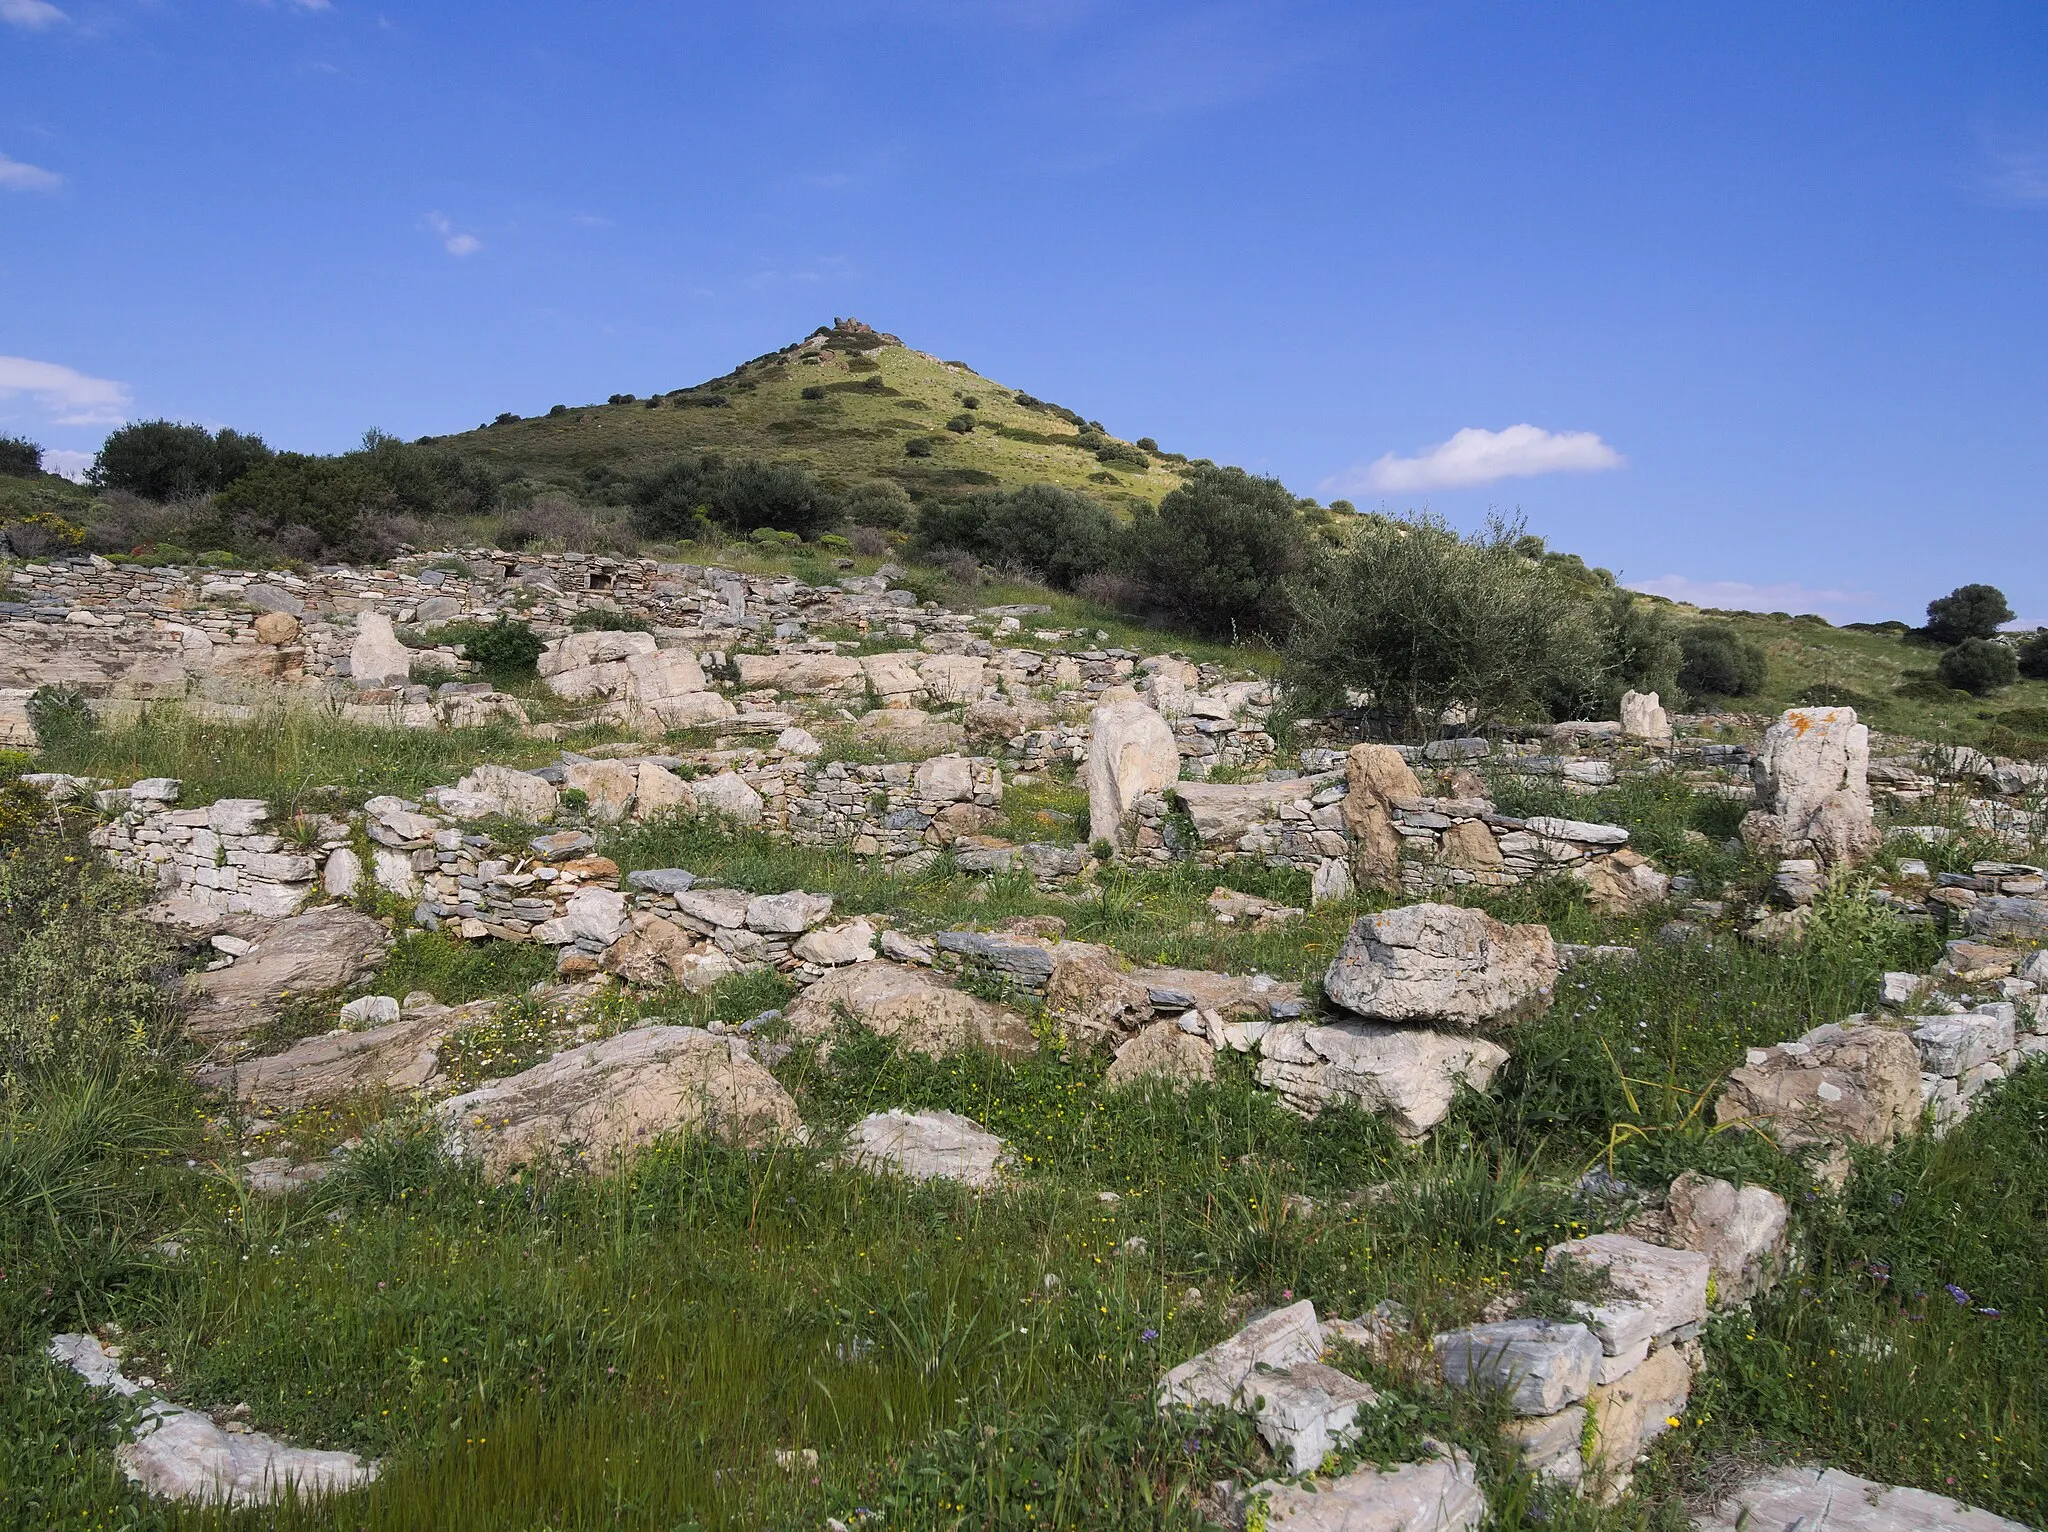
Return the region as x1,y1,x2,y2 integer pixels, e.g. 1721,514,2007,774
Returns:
1678,623,1768,699
1925,583,2014,646
0,436,41,478
1120,465,1316,640
1286,514,1601,739
2016,632,2048,682
912,484,1118,591
629,455,843,541
90,420,273,501
1937,637,2018,696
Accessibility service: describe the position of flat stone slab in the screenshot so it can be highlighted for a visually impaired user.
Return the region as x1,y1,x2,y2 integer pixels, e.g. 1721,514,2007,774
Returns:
50,1333,375,1505
1544,1233,1709,1356
1433,1318,1601,1415
1158,1299,1323,1412
1243,1360,1380,1475
1250,1451,1486,1531
1693,1465,2031,1531
841,1108,1007,1188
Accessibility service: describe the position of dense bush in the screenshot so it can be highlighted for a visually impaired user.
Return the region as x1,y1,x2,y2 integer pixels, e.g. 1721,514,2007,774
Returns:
801,385,827,402
1288,514,1600,738
904,437,934,458
450,616,543,682
1094,441,1148,470
211,452,407,563
0,436,40,478
495,493,635,555
1678,623,1768,698
1937,637,2018,696
2016,631,2048,680
1578,589,1683,716
912,484,1117,591
1925,583,2014,645
355,430,501,520
629,455,843,541
25,685,95,751
1119,465,1316,640
844,479,913,530
90,420,273,501
945,414,975,434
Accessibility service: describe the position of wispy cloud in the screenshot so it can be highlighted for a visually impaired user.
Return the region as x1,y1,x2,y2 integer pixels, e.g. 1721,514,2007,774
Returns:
0,356,131,426
1627,574,1879,621
0,152,62,193
1971,125,2048,209
1334,424,1625,495
424,212,482,256
0,0,67,31
39,448,92,482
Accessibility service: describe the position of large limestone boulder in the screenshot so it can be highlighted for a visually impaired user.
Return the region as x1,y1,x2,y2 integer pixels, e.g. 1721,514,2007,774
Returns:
1083,688,1178,848
734,652,863,693
1658,1171,1790,1307
633,761,696,820
539,629,657,678
1322,903,1558,1026
1342,743,1423,893
455,764,558,822
1542,1234,1709,1359
184,907,392,1039
840,1108,1007,1188
1574,848,1671,914
1102,1019,1216,1090
1248,1453,1486,1531
1619,689,1672,743
564,760,638,823
1042,943,1154,1047
1695,1465,2031,1532
436,1026,801,1179
1434,1317,1601,1415
1741,706,1878,865
349,612,411,689
1256,1022,1509,1139
784,961,1038,1058
624,648,734,728
1158,1299,1323,1412
694,770,764,825
193,1003,474,1110
1715,1021,1922,1156
1174,779,1316,845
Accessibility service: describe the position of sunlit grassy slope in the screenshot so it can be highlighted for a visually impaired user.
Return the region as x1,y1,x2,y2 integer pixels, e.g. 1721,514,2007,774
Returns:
434,321,1189,511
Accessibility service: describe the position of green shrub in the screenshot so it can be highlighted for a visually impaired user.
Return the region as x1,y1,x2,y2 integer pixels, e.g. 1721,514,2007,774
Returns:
2015,631,2048,680
567,608,653,634
1894,676,1965,702
904,437,934,458
25,685,95,751
912,484,1117,591
1094,441,1148,470
845,479,913,529
1135,437,1159,453
1925,583,2014,645
1994,705,2048,737
548,404,568,416
455,616,544,682
1120,464,1316,640
629,454,843,540
1288,513,1599,738
800,385,827,402
0,436,41,478
1678,623,1768,698
89,420,273,501
945,414,975,434
1937,638,2017,696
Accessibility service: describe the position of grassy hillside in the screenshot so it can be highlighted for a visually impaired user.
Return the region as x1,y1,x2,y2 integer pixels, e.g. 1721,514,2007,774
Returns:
433,320,1190,511
1654,599,2048,749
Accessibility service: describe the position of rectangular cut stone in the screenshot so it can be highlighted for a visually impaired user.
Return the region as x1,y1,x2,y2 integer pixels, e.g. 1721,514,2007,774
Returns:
1544,1234,1709,1357
1433,1318,1601,1415
1157,1299,1322,1412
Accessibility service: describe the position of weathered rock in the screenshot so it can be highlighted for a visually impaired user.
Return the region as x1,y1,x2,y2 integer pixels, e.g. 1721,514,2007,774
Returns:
1439,817,1505,871
695,770,764,825
1715,1022,1922,1155
1240,1361,1381,1475
841,1108,1006,1188
1084,689,1179,848
675,886,751,928
746,890,833,933
1248,1452,1486,1532
1433,1318,1602,1415
1103,1019,1217,1090
540,628,657,679
535,887,629,947
49,1333,375,1505
437,1026,802,1178
1503,1406,1585,1488
626,867,696,895
242,584,305,617
184,906,391,1039
1963,895,2048,943
252,611,301,645
784,961,1037,1057
1694,1465,2032,1532
194,1004,467,1109
1175,779,1317,845
599,914,704,987
1619,690,1672,743
1343,743,1424,893
349,611,411,689
1257,1022,1509,1138
1583,1341,1690,1484
321,846,362,898
1543,1234,1709,1358
1660,1171,1789,1306
456,763,559,822
1322,903,1558,1026
1042,943,1154,1046
1575,848,1671,914
1158,1299,1324,1412
339,994,400,1027
1741,706,1878,865
564,760,638,824
792,919,876,966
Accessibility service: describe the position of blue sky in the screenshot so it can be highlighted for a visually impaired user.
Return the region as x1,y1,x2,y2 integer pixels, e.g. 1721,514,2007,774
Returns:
4,2,2045,624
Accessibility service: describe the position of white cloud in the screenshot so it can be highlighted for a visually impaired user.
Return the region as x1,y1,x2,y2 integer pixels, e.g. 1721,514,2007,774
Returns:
39,448,92,482
0,152,62,193
424,212,482,256
1971,127,2048,209
0,0,67,30
1627,574,1878,622
0,356,132,425
1338,424,1625,495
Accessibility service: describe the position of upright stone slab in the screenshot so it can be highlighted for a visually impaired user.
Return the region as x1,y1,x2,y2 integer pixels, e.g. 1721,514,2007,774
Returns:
1083,688,1178,849
1741,706,1878,865
349,611,411,689
1341,743,1423,893
1619,690,1672,743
